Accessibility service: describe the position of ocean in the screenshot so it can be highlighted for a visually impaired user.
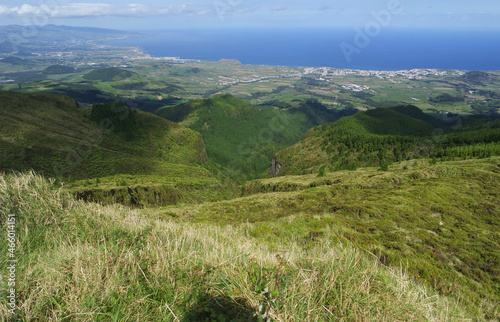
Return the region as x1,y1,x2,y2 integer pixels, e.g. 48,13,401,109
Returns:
109,28,500,71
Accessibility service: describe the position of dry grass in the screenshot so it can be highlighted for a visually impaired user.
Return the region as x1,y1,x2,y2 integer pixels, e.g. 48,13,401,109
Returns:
1,172,473,321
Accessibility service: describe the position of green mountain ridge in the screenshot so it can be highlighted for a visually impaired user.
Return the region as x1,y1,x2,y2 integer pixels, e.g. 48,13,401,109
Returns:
0,91,226,205
276,105,500,175
333,106,436,136
0,56,26,65
83,67,138,82
42,65,75,75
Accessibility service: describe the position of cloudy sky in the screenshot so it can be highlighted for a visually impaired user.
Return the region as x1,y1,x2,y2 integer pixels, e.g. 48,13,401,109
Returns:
0,0,499,30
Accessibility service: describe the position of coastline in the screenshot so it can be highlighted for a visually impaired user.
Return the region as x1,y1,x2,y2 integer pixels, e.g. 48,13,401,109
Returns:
107,28,500,71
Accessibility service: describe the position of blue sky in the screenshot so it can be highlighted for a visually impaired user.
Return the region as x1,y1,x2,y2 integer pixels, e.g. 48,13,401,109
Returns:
0,0,499,30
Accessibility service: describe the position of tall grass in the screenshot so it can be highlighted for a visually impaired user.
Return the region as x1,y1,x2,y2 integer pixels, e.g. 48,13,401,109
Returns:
1,172,472,320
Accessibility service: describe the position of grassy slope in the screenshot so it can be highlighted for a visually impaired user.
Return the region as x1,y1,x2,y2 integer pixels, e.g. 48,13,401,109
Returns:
276,105,500,175
0,172,472,320
83,67,138,82
0,91,226,204
156,94,345,180
151,157,500,320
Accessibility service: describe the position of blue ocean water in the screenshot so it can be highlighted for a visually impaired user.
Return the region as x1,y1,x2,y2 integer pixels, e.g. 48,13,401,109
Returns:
109,28,500,71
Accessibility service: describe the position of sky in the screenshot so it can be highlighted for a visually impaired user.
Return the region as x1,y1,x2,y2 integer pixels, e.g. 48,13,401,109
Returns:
0,0,499,31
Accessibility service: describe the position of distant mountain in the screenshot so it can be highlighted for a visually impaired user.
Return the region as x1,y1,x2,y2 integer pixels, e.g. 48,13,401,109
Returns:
276,105,500,175
0,40,19,53
83,67,138,81
0,25,140,51
0,24,138,39
43,25,133,34
42,65,76,75
461,71,496,85
0,56,26,65
13,51,37,57
156,94,352,180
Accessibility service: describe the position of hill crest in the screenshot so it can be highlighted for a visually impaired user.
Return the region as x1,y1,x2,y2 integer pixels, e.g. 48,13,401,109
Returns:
276,105,500,175
83,67,137,82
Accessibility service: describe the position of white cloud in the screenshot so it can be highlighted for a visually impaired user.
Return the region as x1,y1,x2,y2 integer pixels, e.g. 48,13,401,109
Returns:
0,6,10,15
0,3,209,18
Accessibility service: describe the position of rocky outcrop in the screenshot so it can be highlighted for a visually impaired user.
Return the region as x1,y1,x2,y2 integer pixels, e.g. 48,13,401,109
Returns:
73,181,223,208
269,157,282,178
75,185,181,208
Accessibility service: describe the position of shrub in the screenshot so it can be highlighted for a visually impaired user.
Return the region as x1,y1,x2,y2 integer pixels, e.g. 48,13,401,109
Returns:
379,161,389,171
317,166,327,177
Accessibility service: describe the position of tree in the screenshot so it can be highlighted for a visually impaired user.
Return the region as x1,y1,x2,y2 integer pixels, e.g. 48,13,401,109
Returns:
379,160,389,171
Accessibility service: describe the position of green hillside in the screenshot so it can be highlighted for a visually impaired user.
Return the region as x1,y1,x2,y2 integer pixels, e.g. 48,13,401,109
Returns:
276,105,500,175
83,67,138,82
156,94,350,180
0,170,479,320
329,106,437,136
153,157,500,320
461,71,497,85
0,56,26,65
42,65,75,75
0,91,226,205
0,40,18,53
